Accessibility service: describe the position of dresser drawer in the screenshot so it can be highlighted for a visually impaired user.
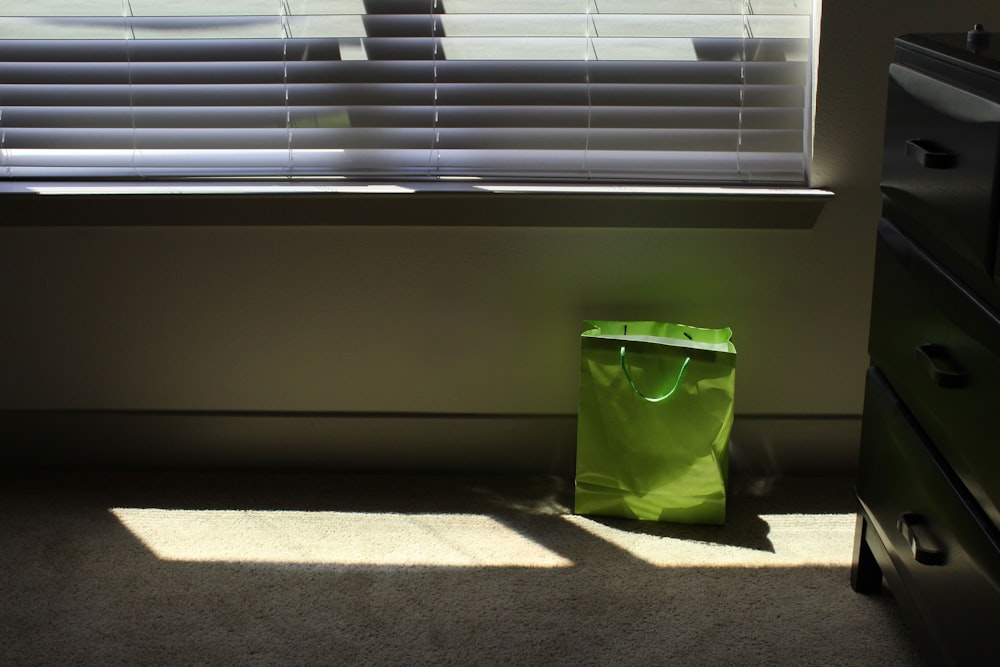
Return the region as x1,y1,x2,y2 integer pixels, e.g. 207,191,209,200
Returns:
869,219,1000,529
857,368,1000,664
881,63,1000,303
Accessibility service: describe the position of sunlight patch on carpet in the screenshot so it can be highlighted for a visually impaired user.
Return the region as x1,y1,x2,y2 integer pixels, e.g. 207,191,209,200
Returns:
562,513,856,567
110,509,573,568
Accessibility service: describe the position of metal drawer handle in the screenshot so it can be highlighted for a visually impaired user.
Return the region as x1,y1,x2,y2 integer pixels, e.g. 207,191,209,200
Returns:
897,513,946,566
914,343,968,388
905,139,957,169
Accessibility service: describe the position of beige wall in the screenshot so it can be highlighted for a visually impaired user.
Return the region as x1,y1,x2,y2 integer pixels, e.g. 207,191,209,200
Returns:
3,2,999,471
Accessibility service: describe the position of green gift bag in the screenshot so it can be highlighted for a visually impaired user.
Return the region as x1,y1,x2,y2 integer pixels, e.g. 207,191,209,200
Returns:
574,320,736,524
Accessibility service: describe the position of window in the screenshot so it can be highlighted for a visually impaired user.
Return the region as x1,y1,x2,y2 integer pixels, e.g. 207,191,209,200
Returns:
0,1,815,185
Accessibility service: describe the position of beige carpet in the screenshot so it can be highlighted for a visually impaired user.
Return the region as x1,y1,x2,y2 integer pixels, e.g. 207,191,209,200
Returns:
1,471,929,666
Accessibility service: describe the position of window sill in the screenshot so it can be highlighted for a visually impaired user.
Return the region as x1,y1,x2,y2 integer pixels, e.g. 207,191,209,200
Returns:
2,181,834,229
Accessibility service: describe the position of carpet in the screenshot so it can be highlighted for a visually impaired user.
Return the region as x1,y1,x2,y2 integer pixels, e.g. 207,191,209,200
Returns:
0,471,928,666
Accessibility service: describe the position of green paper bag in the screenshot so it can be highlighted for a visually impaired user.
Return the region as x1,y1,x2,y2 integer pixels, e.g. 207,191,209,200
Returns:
574,320,736,524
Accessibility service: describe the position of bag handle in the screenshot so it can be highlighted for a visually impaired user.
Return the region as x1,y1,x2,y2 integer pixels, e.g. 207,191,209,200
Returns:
619,345,691,403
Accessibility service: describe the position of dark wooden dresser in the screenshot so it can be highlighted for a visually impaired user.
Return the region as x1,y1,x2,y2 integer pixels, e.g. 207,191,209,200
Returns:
851,30,1000,665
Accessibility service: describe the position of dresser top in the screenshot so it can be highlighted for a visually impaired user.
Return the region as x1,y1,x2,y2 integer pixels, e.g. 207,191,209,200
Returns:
895,31,1000,100
897,31,1000,80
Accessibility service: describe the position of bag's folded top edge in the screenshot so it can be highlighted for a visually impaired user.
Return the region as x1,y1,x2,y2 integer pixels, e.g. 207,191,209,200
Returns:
585,333,735,354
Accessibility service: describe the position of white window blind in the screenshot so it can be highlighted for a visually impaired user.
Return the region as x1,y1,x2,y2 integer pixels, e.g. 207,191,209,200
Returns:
0,1,814,184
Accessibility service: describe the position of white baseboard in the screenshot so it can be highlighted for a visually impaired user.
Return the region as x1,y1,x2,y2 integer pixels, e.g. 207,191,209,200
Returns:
1,411,859,477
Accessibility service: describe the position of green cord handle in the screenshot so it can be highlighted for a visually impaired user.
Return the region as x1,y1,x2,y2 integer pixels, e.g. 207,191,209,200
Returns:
619,346,690,403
